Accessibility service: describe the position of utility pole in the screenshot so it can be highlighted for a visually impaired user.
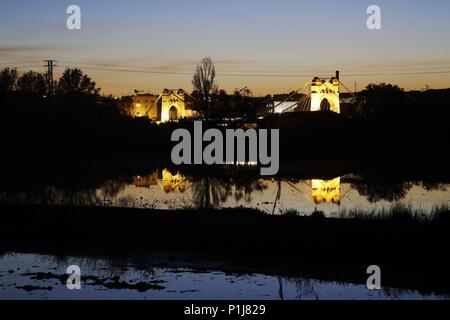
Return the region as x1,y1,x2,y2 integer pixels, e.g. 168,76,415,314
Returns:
44,60,57,95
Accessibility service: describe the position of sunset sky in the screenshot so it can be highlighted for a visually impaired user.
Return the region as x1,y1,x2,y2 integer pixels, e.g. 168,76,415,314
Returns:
1,0,450,96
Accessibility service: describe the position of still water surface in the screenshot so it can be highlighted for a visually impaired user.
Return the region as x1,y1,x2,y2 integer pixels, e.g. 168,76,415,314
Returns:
122,170,449,215
0,253,447,300
4,168,447,216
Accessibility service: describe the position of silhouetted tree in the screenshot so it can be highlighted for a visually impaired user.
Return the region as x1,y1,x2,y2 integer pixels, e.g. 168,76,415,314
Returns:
17,71,47,96
211,88,259,119
235,87,252,98
57,68,100,95
0,68,18,93
119,96,134,116
232,87,255,118
351,174,413,203
354,83,405,118
192,57,218,119
192,177,227,209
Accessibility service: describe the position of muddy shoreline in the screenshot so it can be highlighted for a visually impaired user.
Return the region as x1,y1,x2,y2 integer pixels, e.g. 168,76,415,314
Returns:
1,204,449,296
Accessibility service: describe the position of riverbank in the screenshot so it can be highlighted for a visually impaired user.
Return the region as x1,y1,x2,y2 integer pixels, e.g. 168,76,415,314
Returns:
2,112,450,160
1,204,449,295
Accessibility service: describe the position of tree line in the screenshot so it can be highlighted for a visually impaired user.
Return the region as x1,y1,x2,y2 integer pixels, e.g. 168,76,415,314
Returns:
0,68,100,96
1,57,450,121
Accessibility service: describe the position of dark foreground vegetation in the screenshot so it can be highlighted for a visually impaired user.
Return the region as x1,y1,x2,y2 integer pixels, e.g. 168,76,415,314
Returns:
1,204,450,295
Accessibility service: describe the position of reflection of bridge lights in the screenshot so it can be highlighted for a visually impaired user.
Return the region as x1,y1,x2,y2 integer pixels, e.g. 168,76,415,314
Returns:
224,161,258,166
161,169,186,193
133,174,158,188
133,170,188,193
312,178,341,205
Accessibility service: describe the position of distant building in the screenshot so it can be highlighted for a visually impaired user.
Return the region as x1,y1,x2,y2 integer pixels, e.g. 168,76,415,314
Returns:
273,101,299,113
132,94,159,119
264,93,305,114
132,89,194,122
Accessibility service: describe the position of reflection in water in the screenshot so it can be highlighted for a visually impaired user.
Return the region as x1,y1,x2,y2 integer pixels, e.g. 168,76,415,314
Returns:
0,253,447,300
312,178,341,205
350,174,414,203
133,174,158,188
161,170,187,193
132,169,269,209
0,167,448,216
134,170,187,193
192,177,228,209
191,175,268,209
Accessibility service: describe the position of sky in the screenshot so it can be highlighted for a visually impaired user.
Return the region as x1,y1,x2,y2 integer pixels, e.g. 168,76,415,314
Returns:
1,0,450,96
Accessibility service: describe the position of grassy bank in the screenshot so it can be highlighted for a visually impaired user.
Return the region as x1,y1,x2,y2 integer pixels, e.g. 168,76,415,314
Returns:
1,204,449,295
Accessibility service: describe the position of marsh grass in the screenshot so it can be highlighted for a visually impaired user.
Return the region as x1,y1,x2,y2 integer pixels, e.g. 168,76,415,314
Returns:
277,202,450,223
334,202,449,223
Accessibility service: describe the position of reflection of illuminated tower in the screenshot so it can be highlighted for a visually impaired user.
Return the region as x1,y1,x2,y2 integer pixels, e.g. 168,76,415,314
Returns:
133,170,188,193
312,177,341,204
160,169,186,193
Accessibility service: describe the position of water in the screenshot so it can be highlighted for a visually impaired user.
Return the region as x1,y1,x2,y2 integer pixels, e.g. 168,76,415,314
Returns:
1,160,449,300
115,171,450,215
2,167,448,216
0,253,447,300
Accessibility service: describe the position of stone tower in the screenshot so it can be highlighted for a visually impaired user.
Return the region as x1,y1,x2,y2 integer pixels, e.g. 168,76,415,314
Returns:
161,89,192,122
310,71,340,114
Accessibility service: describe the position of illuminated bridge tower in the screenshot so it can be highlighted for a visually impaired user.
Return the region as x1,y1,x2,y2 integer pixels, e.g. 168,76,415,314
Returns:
310,71,340,114
161,89,192,122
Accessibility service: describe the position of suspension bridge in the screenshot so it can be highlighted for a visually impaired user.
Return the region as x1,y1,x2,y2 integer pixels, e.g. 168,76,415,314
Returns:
269,71,357,115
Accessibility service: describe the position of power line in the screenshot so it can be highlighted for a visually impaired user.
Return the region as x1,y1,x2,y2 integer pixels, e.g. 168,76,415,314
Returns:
60,60,311,73
0,65,45,69
341,70,450,77
3,61,450,78
58,64,450,78
3,59,450,73
59,65,194,75
59,60,194,72
57,65,336,78
58,59,450,74
0,61,42,65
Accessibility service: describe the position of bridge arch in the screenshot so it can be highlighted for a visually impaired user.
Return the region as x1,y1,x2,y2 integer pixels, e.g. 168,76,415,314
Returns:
310,77,340,114
318,95,339,113
320,97,331,111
